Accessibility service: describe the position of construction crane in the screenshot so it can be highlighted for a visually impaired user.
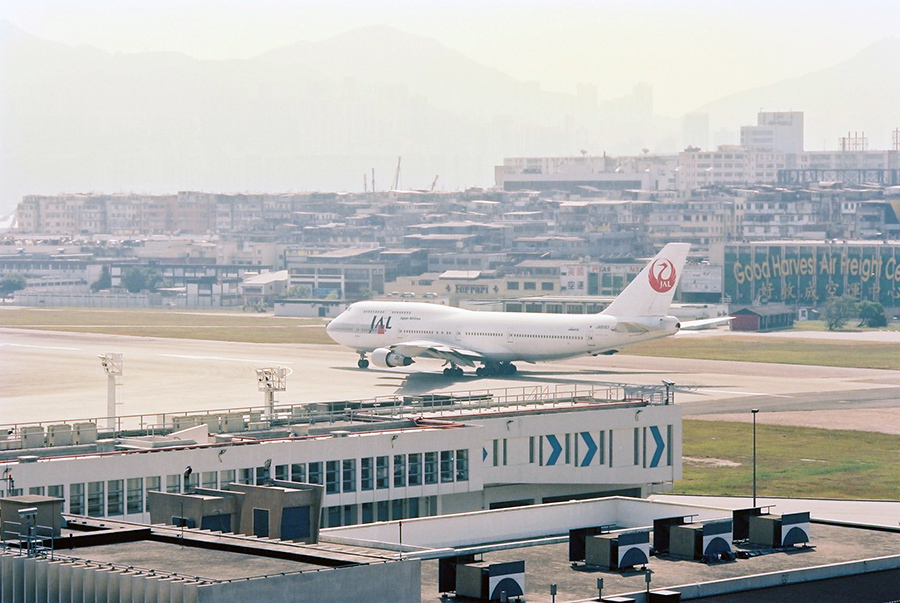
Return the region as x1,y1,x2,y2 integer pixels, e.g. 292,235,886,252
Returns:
392,156,402,190
430,175,439,192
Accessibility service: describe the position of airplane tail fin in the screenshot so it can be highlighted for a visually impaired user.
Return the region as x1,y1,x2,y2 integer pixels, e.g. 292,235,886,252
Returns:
601,243,691,317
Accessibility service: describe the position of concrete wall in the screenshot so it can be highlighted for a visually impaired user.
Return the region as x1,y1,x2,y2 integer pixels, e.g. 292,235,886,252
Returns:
323,496,729,550
0,550,416,603
195,558,420,603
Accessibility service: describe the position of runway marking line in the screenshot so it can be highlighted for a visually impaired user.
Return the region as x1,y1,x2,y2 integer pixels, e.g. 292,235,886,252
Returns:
158,353,294,364
0,343,81,351
700,388,793,398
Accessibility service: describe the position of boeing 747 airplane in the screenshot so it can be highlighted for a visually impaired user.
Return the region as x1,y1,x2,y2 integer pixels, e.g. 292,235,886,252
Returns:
326,243,720,376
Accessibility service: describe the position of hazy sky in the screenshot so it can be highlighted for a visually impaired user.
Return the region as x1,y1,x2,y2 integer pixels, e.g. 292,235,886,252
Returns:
3,0,898,115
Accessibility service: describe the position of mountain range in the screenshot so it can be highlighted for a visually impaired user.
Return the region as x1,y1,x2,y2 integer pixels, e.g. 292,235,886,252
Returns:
1,20,898,215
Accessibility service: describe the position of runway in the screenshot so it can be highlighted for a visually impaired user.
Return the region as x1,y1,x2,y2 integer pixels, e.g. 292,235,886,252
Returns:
3,327,900,430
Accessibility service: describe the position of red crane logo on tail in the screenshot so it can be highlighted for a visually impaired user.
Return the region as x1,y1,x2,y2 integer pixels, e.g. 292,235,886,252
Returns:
648,258,677,293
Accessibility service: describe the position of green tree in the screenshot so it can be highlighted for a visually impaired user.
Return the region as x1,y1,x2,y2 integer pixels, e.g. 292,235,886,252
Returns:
90,266,112,292
822,295,859,330
120,266,170,293
278,285,312,299
858,300,888,328
0,273,27,297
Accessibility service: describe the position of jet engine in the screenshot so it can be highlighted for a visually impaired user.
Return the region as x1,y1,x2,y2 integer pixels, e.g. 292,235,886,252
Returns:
371,347,414,368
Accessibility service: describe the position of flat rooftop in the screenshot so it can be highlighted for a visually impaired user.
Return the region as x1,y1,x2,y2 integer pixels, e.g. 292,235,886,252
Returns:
419,522,900,602
48,516,395,584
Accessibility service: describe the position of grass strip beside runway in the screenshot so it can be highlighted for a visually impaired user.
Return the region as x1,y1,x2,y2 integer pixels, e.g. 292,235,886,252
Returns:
625,335,900,370
0,308,333,344
678,419,900,500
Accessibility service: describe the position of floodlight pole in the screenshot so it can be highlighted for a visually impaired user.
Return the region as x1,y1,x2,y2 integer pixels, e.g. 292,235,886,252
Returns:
99,353,123,431
752,408,759,507
256,367,288,425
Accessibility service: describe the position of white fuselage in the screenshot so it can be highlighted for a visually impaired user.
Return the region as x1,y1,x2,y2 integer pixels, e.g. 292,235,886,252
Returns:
326,301,680,364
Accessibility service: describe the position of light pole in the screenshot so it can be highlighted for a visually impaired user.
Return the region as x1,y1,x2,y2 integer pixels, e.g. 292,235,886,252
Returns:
751,408,759,507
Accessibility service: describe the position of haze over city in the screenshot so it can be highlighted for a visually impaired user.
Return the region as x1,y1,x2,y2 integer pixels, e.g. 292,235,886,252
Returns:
1,0,898,214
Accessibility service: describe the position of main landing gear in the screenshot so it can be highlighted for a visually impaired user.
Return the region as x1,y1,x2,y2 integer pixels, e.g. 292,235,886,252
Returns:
357,353,369,369
475,363,517,377
443,365,464,377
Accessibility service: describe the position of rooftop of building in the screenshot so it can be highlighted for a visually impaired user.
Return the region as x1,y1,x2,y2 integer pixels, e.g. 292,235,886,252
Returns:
0,384,668,465
319,496,900,602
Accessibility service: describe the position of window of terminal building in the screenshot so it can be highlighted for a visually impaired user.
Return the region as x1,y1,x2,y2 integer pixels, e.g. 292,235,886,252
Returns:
456,449,469,481
424,452,438,485
343,504,357,526
48,484,64,500
238,468,253,485
393,454,406,487
166,474,181,493
377,500,390,522
69,483,85,515
391,499,404,521
361,502,374,524
275,464,288,482
342,459,356,493
88,481,104,517
524,282,536,290
440,451,454,483
326,460,339,494
492,440,499,467
360,457,374,490
376,456,389,489
186,472,199,493
542,282,555,291
127,478,143,514
107,479,124,516
507,281,520,290
145,476,160,511
291,463,306,483
546,304,562,314
220,470,236,487
324,506,340,528
256,465,270,485
202,471,217,490
408,453,422,486
29,486,45,496
407,497,420,518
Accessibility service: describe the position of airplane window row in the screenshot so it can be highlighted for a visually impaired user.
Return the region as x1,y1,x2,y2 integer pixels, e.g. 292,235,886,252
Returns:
515,334,580,340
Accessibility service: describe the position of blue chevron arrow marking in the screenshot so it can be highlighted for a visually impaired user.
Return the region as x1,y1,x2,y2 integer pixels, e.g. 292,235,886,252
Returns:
546,434,562,466
483,447,488,462
650,426,665,468
580,432,597,466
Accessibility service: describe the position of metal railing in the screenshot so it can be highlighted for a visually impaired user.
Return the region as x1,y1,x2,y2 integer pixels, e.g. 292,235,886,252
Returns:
0,382,667,448
1,520,54,559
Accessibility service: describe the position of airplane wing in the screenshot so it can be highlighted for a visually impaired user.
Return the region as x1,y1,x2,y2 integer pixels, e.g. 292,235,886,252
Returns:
389,340,485,367
679,316,734,330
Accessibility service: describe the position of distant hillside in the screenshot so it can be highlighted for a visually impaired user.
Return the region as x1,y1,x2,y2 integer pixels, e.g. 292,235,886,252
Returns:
0,21,676,215
257,24,575,123
3,19,895,217
695,38,900,150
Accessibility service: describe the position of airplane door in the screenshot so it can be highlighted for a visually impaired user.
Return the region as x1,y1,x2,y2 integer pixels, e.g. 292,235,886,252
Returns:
507,329,514,344
586,325,598,349
455,327,462,343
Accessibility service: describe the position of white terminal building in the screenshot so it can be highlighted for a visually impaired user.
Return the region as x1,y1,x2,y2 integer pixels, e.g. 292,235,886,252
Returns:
0,385,680,529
